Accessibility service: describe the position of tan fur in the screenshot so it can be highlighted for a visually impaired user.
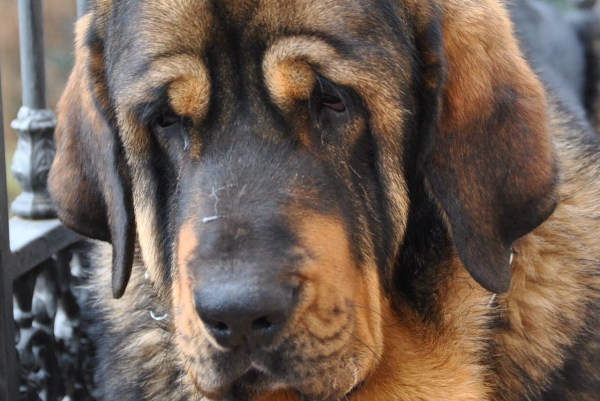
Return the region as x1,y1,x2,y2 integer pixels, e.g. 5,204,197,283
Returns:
262,34,411,237
265,59,316,108
90,244,183,400
52,0,600,400
171,211,384,400
438,0,553,174
50,15,100,220
492,100,600,399
260,256,493,401
173,221,218,398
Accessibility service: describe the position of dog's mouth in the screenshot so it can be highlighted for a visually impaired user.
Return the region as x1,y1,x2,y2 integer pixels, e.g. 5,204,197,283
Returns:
222,369,283,401
217,368,365,401
190,346,365,401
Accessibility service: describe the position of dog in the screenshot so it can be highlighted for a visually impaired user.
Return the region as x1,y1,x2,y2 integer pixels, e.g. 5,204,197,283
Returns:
48,0,600,399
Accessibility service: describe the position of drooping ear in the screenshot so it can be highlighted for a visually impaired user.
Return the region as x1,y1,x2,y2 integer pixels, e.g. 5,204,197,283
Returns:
48,14,135,298
414,1,559,293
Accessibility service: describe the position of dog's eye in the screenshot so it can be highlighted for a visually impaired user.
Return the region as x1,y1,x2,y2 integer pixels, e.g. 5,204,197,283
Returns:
155,113,180,129
152,113,190,152
321,93,346,112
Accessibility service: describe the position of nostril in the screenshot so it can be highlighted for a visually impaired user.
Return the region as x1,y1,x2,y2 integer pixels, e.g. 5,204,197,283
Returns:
251,316,273,331
199,315,230,333
213,321,229,332
201,317,235,348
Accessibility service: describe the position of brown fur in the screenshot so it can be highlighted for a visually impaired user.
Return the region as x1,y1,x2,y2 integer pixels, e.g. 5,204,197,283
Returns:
49,0,600,400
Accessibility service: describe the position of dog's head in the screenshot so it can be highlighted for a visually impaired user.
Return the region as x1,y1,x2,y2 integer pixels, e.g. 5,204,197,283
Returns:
49,0,558,399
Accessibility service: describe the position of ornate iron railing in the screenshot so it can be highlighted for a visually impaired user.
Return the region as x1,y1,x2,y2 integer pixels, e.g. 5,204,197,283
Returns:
0,0,95,400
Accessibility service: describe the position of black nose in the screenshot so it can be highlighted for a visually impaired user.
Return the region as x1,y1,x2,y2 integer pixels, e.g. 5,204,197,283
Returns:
194,280,296,350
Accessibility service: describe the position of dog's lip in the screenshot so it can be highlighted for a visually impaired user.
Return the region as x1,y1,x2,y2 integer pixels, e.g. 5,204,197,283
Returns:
197,349,366,400
295,380,365,401
195,357,268,399
212,368,272,401
202,370,365,401
344,380,366,398
227,366,366,401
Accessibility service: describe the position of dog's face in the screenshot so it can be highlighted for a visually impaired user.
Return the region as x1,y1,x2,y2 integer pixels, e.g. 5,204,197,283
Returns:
49,0,558,399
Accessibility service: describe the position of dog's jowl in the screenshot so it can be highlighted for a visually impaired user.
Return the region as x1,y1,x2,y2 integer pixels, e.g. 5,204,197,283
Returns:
48,0,600,400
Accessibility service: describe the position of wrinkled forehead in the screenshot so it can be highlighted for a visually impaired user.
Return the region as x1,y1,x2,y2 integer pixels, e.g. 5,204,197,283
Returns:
108,0,405,54
103,0,415,104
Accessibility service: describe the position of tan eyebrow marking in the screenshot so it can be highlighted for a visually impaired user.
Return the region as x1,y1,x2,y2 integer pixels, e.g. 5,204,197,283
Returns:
120,55,211,124
165,57,211,123
263,37,337,111
265,58,316,111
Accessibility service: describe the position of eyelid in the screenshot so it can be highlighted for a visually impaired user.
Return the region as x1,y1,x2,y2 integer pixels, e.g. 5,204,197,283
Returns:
155,112,181,128
314,76,347,112
134,81,175,126
315,76,344,99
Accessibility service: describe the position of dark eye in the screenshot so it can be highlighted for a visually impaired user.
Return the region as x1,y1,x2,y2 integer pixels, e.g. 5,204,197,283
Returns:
152,112,190,151
321,92,346,112
155,112,180,129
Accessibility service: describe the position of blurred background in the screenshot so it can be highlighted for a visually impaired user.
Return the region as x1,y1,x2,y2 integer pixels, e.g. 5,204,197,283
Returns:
0,0,583,206
1,0,77,205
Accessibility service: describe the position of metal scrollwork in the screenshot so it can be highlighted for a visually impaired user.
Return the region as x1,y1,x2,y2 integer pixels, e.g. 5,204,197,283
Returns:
10,107,57,219
14,247,97,401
